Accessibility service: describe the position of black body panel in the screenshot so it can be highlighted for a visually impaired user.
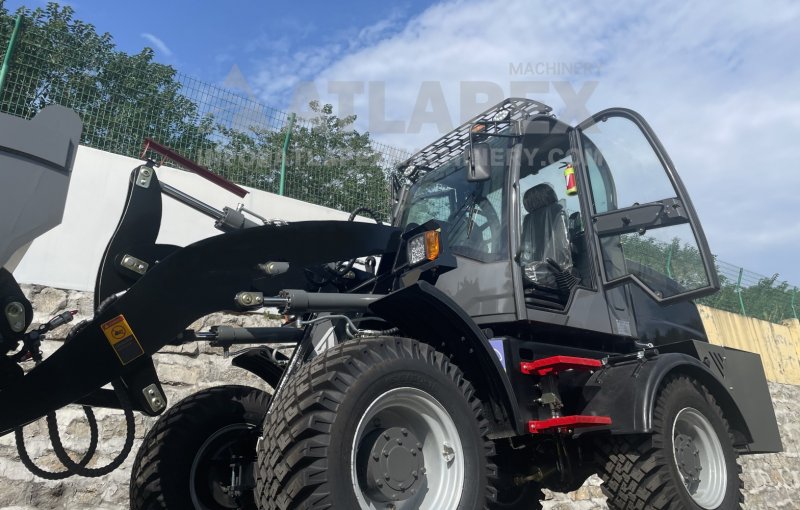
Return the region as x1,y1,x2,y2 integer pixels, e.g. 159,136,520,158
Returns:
628,285,708,345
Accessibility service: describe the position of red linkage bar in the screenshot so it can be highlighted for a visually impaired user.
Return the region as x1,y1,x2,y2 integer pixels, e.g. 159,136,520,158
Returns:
528,415,612,434
519,355,602,377
141,138,248,198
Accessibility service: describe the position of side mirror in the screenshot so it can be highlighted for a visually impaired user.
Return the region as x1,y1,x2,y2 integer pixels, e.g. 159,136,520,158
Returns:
468,141,492,182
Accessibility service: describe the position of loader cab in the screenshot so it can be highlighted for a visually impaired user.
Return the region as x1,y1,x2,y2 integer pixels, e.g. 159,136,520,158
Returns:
395,99,718,345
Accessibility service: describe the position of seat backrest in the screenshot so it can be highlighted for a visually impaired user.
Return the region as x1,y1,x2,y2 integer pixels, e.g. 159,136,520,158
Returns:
520,184,573,288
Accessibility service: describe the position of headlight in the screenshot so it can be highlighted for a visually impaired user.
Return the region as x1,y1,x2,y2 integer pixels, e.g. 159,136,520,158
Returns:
406,230,440,267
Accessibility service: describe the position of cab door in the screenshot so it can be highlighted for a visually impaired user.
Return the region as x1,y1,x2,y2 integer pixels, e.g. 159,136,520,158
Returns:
575,108,719,305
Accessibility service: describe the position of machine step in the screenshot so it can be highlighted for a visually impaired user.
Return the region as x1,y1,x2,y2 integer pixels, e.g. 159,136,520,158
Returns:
519,355,602,376
528,415,612,434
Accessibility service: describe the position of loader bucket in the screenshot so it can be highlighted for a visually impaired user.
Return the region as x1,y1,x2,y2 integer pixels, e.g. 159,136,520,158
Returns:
0,106,82,270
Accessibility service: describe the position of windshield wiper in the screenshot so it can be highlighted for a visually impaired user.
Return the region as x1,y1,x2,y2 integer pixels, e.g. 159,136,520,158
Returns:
449,191,478,240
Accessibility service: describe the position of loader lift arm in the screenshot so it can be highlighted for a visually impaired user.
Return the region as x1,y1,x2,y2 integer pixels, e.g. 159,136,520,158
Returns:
0,219,400,435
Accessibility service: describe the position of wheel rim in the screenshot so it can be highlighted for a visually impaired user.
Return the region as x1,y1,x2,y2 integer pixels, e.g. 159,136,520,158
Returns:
351,387,465,509
671,407,727,508
190,423,257,510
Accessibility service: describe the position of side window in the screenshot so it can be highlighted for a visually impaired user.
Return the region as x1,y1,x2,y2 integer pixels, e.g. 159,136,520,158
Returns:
580,114,715,301
519,155,582,224
583,144,614,214
518,151,588,296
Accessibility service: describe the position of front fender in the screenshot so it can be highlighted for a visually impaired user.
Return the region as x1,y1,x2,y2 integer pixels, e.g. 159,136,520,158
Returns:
368,281,521,436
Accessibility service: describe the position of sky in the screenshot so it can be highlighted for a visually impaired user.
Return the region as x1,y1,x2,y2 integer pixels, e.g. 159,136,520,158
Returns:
5,0,800,284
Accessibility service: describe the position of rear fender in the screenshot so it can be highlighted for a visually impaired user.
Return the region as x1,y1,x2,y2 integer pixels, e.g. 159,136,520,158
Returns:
580,341,782,453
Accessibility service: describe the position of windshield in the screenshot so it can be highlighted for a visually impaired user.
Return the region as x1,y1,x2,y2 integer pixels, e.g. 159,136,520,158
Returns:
400,135,509,263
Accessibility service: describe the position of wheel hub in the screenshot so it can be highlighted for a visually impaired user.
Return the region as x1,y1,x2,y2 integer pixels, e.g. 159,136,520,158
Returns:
674,432,702,491
190,424,257,510
363,427,425,502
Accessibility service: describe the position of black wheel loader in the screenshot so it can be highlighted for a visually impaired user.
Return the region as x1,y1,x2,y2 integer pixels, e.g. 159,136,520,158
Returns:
0,99,782,510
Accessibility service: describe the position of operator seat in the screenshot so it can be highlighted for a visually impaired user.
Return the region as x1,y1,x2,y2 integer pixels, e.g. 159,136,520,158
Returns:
520,183,575,304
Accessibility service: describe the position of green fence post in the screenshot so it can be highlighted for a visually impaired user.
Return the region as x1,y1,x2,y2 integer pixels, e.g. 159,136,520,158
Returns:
665,244,674,279
735,267,747,316
278,113,296,196
0,14,23,97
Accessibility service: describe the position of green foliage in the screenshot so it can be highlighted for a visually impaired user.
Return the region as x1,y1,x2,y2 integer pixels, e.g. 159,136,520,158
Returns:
0,3,214,160
620,234,709,293
0,3,397,217
205,101,390,214
282,101,389,214
619,233,798,324
705,274,798,324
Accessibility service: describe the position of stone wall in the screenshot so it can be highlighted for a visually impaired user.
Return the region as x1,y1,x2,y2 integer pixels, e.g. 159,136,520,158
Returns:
1,287,798,509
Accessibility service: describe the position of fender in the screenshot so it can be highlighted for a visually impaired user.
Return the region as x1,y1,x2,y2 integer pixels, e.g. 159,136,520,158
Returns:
232,347,290,388
0,220,400,435
580,340,782,453
368,281,521,436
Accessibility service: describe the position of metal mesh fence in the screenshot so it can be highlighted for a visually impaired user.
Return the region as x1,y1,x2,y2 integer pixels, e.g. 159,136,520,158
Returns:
621,237,798,324
1,7,797,323
0,8,410,218
697,262,799,324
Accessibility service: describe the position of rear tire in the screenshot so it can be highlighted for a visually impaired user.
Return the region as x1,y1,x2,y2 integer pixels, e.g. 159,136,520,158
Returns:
595,375,743,509
255,336,498,509
130,385,270,510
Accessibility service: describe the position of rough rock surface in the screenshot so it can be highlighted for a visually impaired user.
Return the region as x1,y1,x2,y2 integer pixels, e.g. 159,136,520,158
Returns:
1,286,798,509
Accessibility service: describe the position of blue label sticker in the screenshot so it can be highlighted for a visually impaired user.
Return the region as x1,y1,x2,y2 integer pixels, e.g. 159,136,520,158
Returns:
489,338,506,372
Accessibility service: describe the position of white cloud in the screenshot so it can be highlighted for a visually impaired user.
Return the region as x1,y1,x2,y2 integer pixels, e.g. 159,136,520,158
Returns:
257,0,800,281
140,32,173,57
245,10,408,110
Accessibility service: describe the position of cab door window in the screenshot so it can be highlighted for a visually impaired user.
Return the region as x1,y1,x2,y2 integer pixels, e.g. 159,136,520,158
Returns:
579,111,718,303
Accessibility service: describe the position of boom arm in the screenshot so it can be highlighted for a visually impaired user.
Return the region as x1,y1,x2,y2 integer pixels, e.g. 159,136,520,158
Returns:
0,219,400,435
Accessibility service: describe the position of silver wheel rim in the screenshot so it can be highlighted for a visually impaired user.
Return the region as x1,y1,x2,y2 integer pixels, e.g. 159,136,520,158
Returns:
672,407,727,508
351,387,465,509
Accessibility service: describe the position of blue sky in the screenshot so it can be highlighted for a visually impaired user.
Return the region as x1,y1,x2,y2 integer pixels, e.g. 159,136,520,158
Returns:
4,0,800,285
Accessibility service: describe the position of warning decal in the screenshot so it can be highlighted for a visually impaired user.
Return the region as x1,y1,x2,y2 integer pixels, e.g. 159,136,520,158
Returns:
101,314,144,365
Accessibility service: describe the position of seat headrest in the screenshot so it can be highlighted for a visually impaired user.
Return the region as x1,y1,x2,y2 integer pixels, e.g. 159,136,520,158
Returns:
523,183,557,213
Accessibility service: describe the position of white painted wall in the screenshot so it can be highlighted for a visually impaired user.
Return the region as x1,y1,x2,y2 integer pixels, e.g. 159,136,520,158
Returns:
13,146,361,291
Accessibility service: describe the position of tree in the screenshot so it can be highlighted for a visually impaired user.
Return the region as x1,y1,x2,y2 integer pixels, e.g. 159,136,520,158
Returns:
281,101,389,215
210,101,391,216
0,4,392,216
0,2,215,160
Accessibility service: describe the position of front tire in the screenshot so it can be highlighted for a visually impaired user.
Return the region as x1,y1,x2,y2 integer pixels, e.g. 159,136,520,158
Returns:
255,336,497,509
130,385,270,510
595,375,742,509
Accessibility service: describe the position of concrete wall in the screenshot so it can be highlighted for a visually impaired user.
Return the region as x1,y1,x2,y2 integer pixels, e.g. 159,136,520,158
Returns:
12,145,362,291
699,305,800,385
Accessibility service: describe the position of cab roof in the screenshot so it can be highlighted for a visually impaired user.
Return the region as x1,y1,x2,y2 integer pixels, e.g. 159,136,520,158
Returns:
396,98,553,183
